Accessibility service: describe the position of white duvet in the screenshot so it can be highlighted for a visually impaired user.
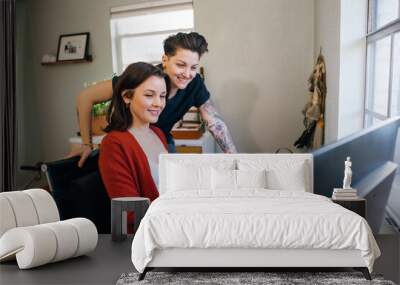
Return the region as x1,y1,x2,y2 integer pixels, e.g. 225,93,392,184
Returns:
131,190,380,273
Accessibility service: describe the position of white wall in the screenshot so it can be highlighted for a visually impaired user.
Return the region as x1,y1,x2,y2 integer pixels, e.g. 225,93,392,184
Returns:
195,0,314,152
338,0,367,139
21,0,143,164
313,0,340,144
16,0,315,176
313,0,367,144
16,0,146,187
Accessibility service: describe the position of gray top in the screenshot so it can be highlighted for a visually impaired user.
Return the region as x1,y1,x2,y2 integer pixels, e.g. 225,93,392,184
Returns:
129,127,167,187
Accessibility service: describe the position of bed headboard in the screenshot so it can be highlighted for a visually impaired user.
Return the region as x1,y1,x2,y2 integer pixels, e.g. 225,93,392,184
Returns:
159,153,313,195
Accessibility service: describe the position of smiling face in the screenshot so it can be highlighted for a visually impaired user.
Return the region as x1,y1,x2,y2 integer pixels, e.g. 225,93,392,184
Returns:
162,48,200,90
122,75,167,128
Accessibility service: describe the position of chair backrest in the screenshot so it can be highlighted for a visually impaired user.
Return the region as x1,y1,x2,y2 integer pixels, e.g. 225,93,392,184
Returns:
0,188,59,237
41,150,110,233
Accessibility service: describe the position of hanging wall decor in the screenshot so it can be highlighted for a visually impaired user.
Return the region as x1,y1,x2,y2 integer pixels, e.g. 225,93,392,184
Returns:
57,32,90,61
294,50,327,150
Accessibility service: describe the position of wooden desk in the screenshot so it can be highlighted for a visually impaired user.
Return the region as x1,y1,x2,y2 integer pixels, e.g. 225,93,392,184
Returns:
174,131,215,153
69,132,216,154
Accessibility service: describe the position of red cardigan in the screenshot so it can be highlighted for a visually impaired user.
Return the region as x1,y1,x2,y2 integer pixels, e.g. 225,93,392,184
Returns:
99,126,167,203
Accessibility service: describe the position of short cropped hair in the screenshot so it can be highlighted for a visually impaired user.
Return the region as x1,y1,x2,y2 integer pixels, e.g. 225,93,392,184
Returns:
163,32,208,58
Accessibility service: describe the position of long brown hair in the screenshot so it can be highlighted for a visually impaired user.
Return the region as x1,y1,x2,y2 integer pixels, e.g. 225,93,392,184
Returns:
104,62,169,132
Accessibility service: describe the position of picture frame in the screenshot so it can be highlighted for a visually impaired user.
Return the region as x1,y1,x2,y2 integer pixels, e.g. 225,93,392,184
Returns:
57,32,90,61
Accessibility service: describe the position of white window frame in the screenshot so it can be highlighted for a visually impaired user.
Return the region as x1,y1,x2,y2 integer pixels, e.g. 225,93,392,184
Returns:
110,0,193,74
364,0,400,127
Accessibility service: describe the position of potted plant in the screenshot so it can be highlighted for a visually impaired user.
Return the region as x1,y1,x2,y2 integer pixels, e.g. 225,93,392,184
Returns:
91,100,110,136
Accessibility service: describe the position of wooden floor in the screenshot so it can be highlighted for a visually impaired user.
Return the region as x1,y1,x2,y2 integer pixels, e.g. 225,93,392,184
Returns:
374,229,400,284
0,232,399,284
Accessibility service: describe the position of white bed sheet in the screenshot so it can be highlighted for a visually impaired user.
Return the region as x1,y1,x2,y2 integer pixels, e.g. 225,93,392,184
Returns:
131,190,380,273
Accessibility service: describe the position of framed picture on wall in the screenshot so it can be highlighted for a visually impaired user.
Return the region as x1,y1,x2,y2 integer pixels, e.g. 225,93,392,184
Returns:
57,32,90,61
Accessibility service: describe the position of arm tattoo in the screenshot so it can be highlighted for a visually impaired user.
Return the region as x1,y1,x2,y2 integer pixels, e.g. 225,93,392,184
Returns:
200,101,237,153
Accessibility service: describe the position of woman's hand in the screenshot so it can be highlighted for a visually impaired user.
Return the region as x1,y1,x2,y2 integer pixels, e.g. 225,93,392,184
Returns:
66,144,93,168
73,80,113,167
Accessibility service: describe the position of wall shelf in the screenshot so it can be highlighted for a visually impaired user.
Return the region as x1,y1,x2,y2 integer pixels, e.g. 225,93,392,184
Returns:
41,56,92,66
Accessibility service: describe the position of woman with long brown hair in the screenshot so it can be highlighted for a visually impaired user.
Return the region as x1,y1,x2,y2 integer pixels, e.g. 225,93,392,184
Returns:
99,62,169,208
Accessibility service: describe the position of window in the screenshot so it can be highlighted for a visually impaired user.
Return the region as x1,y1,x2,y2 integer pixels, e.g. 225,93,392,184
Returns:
365,0,400,127
110,0,194,74
369,0,399,32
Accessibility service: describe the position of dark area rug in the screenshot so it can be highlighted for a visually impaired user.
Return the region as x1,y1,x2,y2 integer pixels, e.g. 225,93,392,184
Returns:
116,271,396,285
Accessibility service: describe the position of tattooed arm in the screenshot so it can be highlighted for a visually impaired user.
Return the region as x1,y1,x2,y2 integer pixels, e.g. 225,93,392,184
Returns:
199,100,237,153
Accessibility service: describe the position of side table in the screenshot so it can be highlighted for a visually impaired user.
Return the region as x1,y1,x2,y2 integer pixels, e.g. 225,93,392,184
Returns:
111,197,150,242
332,198,366,218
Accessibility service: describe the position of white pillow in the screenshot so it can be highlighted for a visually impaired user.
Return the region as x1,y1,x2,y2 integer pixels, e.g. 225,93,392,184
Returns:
167,162,212,191
236,169,267,188
211,168,236,190
266,164,307,191
211,169,267,190
238,159,309,192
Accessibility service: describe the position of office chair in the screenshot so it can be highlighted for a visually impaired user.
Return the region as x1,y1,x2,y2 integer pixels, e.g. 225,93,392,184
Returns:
41,150,111,233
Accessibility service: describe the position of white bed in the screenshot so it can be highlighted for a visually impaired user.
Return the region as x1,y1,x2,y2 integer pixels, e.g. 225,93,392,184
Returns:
131,154,380,280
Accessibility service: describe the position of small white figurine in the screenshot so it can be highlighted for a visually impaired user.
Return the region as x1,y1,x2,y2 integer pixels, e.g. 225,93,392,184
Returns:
342,156,352,189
